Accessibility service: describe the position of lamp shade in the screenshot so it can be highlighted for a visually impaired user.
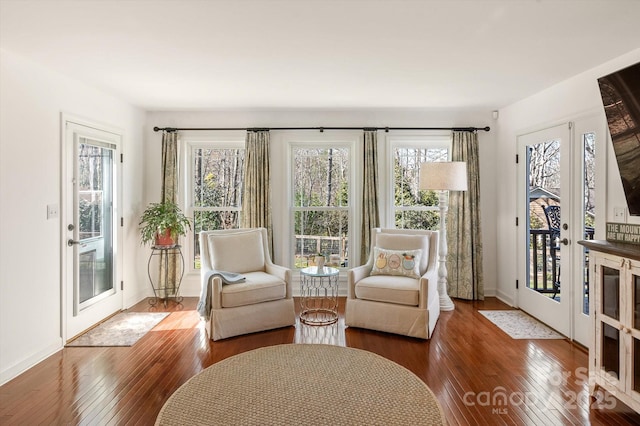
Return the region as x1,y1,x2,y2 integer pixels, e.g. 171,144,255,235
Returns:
419,161,468,191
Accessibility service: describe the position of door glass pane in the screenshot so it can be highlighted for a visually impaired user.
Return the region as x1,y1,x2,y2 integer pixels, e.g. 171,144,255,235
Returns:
635,337,640,392
602,266,620,320
526,139,561,302
635,275,640,330
77,139,114,307
582,133,596,315
602,322,620,379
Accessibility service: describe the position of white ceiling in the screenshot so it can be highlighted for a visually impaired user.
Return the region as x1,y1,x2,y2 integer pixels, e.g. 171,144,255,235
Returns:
1,0,639,111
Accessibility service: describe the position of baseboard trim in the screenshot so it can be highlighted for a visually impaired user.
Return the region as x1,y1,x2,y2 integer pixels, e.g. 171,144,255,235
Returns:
0,339,63,386
494,290,516,308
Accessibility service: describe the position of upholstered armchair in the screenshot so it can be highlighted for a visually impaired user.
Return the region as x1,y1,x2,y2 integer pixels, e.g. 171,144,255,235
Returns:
199,228,295,341
345,228,440,339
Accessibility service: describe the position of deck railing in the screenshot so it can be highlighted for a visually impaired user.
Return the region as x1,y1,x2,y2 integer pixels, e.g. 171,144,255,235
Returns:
295,234,348,268
529,229,557,294
529,227,594,294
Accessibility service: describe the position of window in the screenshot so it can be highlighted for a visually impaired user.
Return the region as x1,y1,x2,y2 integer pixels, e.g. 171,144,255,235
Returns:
78,142,111,240
291,146,350,269
188,143,245,268
393,141,449,230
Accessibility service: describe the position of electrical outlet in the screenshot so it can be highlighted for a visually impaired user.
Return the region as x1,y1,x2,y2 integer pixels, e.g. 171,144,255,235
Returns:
47,204,58,219
614,207,626,222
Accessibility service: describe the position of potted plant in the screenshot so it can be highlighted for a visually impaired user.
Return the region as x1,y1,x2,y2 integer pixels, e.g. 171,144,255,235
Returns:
139,201,191,247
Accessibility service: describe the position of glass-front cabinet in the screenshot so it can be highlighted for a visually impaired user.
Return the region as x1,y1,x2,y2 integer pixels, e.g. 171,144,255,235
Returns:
585,240,640,414
634,273,640,396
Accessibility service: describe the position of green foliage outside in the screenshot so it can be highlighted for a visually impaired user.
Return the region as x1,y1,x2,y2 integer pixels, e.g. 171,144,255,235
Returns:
529,214,544,230
191,146,448,267
79,197,102,239
393,155,440,230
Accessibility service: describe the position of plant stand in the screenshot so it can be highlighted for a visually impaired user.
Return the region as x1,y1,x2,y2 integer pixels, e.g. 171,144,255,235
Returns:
147,245,184,307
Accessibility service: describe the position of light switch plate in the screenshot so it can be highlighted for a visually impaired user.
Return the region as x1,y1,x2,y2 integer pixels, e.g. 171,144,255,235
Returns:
614,207,626,222
47,204,59,219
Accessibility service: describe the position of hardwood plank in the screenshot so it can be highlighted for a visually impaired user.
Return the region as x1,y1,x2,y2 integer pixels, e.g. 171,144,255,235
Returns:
1,297,639,425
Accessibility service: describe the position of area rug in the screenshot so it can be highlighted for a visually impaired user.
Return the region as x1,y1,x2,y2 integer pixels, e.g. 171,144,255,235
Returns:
479,310,564,339
66,312,169,347
156,344,446,425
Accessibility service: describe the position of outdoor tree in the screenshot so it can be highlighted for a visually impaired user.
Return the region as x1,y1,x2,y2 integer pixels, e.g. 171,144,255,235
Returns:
192,148,244,261
528,140,560,190
393,147,446,230
293,148,349,263
584,134,596,226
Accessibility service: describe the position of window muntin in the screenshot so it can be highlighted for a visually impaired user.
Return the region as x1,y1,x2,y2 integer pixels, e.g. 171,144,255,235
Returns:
189,144,245,268
292,146,350,269
393,145,449,230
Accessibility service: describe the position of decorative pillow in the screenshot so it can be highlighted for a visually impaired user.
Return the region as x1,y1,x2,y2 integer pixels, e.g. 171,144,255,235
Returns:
370,247,422,279
376,233,430,275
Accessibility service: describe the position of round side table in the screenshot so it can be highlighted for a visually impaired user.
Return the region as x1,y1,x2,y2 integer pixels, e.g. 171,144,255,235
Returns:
299,266,339,325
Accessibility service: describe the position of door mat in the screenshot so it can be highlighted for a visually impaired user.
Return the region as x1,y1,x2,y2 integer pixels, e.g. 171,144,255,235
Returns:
66,312,170,347
479,310,565,339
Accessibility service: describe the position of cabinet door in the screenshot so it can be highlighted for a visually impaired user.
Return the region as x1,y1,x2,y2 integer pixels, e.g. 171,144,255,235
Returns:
594,254,624,390
627,259,640,403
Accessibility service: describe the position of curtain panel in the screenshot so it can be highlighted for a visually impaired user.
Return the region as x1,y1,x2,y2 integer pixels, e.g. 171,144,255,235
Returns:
160,131,180,295
161,131,178,204
446,131,484,300
360,130,380,265
241,130,273,254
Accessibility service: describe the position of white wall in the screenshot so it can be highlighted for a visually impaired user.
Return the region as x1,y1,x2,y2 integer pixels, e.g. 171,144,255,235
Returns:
145,109,499,299
0,49,146,384
495,48,640,305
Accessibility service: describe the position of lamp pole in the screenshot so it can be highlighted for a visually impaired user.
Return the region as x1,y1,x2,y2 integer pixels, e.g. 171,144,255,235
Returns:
437,190,455,311
419,161,467,312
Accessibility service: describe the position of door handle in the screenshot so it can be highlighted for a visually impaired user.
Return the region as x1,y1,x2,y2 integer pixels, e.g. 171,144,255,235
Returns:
67,239,81,247
561,238,569,246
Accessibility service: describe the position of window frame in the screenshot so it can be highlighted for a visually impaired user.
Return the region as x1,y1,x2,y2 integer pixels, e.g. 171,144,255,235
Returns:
288,138,357,270
182,133,245,273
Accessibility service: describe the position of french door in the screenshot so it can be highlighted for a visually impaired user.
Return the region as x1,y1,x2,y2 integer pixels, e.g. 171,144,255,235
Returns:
63,118,123,340
517,123,572,337
517,116,603,346
572,117,603,345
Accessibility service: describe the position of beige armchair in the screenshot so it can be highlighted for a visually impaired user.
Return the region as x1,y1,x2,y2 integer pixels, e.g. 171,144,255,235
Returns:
199,228,295,341
345,228,440,339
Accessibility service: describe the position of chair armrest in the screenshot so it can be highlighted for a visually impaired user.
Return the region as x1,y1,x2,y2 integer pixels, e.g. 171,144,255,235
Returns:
200,269,224,313
347,264,372,299
265,263,293,299
210,276,223,309
418,267,439,310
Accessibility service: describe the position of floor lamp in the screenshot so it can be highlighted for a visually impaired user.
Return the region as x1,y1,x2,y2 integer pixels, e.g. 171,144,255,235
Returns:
419,161,468,311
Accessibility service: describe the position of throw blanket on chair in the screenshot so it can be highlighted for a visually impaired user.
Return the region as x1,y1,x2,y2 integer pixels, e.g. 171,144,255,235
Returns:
197,271,246,319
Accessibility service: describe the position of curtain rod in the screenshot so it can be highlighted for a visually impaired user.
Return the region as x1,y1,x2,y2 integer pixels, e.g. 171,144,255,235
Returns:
152,126,490,133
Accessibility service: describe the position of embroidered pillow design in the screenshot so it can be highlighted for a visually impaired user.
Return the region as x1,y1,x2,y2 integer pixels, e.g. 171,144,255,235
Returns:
370,247,422,279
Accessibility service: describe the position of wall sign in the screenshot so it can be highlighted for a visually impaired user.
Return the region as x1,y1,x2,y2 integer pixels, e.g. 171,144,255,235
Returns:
606,222,640,244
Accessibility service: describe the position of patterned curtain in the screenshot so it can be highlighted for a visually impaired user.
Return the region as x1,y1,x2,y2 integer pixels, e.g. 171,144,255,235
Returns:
447,131,484,300
360,130,380,265
241,130,273,254
160,130,179,296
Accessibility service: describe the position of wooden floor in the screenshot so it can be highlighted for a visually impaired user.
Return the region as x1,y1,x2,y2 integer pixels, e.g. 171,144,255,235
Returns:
1,297,639,425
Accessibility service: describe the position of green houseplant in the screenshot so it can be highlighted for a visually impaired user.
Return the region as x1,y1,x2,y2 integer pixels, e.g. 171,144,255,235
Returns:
139,201,191,247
